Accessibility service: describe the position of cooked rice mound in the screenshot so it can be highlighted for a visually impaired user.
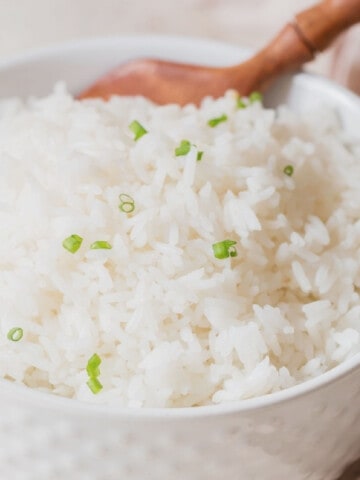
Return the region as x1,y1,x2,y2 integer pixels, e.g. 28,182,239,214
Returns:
0,84,359,407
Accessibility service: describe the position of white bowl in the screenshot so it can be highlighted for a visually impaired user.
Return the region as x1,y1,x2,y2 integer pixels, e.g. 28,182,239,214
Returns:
0,35,360,480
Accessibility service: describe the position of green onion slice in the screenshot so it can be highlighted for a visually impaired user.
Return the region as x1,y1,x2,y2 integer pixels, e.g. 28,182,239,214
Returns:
237,98,247,109
208,114,228,128
249,91,263,103
175,140,203,161
90,241,112,250
62,234,83,254
86,353,103,394
237,93,262,108
283,165,294,177
175,140,191,156
119,193,135,213
86,353,102,378
7,327,23,342
129,120,148,141
197,151,204,161
87,376,103,394
212,240,238,259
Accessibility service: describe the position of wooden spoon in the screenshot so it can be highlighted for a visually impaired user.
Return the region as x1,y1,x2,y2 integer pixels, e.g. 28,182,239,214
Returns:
78,0,360,106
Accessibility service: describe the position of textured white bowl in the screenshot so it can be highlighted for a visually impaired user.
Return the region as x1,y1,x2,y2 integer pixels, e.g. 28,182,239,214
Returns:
0,35,360,480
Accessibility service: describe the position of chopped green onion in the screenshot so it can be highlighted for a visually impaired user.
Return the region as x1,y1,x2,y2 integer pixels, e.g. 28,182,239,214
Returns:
283,165,294,177
208,114,228,128
119,193,135,213
237,98,247,109
119,193,134,203
7,327,23,342
86,353,103,394
120,203,135,213
86,353,102,378
129,120,148,141
249,91,263,103
62,234,83,254
87,376,103,394
175,140,191,156
175,140,203,161
238,93,262,108
90,241,112,250
212,240,238,259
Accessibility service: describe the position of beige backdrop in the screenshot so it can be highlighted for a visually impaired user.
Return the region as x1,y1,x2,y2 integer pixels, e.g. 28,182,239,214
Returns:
0,0,336,75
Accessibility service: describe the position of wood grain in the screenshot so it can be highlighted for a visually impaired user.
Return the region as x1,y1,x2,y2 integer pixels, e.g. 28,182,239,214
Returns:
296,0,360,50
337,457,360,480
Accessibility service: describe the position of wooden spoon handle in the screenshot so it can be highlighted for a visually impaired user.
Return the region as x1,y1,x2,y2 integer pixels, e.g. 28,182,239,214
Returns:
240,0,360,93
295,0,360,51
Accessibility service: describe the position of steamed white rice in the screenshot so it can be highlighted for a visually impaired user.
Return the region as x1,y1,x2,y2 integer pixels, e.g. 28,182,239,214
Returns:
0,84,359,407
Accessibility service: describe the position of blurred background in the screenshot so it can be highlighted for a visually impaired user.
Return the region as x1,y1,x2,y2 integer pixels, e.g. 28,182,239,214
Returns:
0,0,359,94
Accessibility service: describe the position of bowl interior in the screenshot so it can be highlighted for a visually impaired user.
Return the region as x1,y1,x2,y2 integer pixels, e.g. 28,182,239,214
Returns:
0,35,359,416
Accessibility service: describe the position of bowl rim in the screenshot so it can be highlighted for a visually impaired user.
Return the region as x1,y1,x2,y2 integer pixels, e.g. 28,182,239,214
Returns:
0,34,359,419
1,352,359,419
0,33,250,69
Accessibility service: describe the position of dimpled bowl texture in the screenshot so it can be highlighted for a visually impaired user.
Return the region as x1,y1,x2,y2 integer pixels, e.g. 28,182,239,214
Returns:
0,36,360,480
